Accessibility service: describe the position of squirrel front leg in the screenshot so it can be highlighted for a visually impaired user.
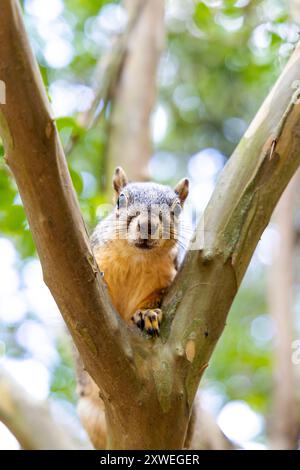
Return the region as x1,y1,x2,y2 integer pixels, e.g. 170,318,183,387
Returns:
131,290,164,336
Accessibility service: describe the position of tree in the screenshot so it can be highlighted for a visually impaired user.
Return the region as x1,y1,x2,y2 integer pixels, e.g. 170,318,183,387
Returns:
0,365,86,450
106,0,165,184
268,172,300,449
1,0,300,449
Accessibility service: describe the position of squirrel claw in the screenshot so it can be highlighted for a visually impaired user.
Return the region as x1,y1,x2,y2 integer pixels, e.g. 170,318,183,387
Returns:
131,309,162,337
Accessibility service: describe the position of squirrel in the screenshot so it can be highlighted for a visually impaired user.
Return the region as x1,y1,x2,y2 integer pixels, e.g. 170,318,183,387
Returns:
91,166,189,336
77,167,189,448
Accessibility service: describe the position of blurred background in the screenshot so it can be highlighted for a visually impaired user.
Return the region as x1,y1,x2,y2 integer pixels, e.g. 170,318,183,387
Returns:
0,0,300,450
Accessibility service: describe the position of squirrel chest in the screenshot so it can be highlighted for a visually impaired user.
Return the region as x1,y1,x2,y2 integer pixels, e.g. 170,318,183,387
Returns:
94,241,177,323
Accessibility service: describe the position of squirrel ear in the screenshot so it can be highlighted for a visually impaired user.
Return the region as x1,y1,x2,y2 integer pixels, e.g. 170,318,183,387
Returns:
113,167,128,195
174,178,189,205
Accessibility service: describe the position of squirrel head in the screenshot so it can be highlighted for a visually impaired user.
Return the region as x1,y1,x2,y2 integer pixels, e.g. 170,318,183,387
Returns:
112,167,189,251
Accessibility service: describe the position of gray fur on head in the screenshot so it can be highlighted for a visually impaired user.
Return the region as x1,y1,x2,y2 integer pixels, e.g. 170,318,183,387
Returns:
120,182,178,209
112,167,189,208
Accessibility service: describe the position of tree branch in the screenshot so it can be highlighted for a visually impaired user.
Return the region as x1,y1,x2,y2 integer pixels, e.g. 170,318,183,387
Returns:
65,0,147,158
188,397,236,450
83,0,147,130
163,42,300,406
0,0,140,402
0,366,81,450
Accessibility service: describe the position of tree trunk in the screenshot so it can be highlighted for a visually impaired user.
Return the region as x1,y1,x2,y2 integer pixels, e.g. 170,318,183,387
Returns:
106,0,165,184
268,172,299,449
2,0,300,449
189,395,236,450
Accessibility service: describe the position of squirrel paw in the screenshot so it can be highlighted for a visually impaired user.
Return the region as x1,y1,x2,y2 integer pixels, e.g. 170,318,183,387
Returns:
131,309,162,337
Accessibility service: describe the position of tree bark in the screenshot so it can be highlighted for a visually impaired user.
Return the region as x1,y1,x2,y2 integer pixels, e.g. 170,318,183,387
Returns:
106,0,165,184
0,366,81,450
162,41,300,410
268,172,299,449
2,0,300,449
65,2,144,156
289,0,300,23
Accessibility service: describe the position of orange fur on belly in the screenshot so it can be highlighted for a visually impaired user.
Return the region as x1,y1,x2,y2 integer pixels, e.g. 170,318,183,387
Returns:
94,240,177,323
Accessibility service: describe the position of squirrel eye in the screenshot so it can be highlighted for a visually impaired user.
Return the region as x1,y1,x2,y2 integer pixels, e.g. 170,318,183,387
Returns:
117,193,127,209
